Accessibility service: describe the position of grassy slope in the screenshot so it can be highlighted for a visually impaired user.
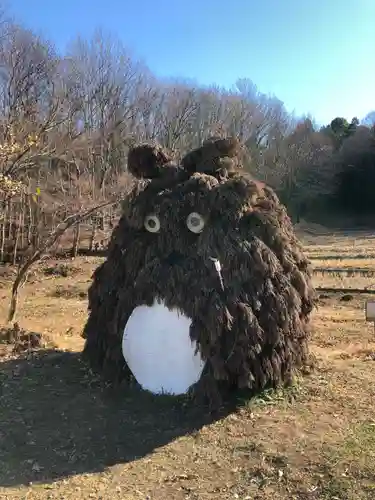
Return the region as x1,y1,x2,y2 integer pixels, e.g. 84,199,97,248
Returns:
1,235,375,499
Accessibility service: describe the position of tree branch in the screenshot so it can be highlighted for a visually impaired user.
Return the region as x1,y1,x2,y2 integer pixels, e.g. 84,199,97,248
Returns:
7,197,122,323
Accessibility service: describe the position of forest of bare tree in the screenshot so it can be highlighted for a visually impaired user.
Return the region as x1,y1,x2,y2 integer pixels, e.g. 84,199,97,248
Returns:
0,10,374,266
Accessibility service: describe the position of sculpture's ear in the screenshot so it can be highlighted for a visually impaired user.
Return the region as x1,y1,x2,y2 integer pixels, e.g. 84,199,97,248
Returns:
127,143,178,179
181,136,242,175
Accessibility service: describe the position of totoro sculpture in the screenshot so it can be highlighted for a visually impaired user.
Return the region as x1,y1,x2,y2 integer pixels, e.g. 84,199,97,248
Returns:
82,137,315,407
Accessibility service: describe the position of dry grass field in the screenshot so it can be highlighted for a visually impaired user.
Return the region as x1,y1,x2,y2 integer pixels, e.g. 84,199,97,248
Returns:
1,231,375,499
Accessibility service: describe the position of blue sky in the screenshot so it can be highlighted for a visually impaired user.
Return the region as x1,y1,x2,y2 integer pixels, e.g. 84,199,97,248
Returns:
9,0,375,125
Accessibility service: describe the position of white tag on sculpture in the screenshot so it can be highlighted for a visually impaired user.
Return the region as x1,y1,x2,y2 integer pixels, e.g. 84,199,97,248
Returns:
122,299,206,395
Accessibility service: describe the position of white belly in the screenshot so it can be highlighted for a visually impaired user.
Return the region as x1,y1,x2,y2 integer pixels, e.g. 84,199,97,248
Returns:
122,299,205,395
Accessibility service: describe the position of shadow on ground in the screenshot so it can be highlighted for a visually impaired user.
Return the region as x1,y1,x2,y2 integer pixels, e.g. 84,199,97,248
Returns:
0,349,230,487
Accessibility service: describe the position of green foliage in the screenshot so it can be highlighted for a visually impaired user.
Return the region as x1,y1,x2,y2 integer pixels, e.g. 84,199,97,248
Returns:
279,117,375,224
320,116,358,149
334,140,375,214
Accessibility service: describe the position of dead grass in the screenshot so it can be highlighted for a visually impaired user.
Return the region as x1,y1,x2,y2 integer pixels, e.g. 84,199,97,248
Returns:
300,229,375,259
312,258,375,269
312,273,375,290
1,234,375,499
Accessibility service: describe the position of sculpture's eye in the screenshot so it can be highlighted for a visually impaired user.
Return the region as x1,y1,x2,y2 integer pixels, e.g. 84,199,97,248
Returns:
144,214,160,233
186,212,205,233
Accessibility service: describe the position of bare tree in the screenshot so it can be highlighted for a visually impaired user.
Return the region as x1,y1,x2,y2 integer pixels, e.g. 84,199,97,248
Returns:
8,195,126,322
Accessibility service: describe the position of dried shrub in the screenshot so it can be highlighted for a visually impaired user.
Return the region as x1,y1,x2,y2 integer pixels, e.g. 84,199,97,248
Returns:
0,322,45,354
51,284,86,299
82,137,316,408
0,264,16,285
42,263,80,278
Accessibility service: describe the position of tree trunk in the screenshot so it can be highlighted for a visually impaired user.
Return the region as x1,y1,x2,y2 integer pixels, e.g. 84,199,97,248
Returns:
0,200,8,262
89,219,97,252
12,207,22,265
71,223,81,258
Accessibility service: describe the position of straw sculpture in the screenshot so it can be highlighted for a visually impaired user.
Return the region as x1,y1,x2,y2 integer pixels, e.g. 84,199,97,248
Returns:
82,137,316,407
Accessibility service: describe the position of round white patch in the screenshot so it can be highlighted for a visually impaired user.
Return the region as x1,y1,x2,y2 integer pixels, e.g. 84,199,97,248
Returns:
122,299,206,395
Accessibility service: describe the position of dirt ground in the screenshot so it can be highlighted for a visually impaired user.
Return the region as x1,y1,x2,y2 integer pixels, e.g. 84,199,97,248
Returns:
1,232,375,499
